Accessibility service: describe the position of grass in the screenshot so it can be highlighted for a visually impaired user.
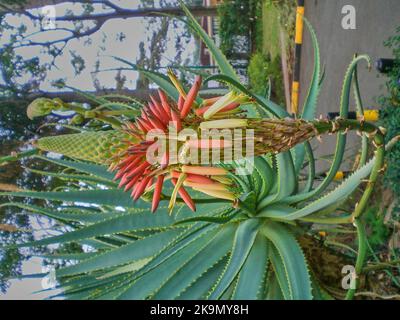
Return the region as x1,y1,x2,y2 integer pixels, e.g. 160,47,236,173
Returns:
247,0,294,106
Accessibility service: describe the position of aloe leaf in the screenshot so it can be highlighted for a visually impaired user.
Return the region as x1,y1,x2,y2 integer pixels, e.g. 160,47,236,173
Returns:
208,219,260,299
265,273,284,300
257,203,297,219
112,56,179,101
34,155,115,181
56,228,184,277
116,226,221,299
60,84,109,105
352,61,368,168
232,234,269,299
293,17,321,173
152,224,236,299
261,222,312,300
14,208,179,247
63,274,129,300
0,202,109,224
38,252,99,261
178,257,228,300
174,207,239,225
117,222,219,282
199,88,229,96
286,55,371,204
238,191,257,215
269,244,291,299
301,18,321,121
25,167,116,187
281,156,375,220
0,189,134,207
252,156,274,201
302,141,316,193
96,258,152,280
257,151,296,209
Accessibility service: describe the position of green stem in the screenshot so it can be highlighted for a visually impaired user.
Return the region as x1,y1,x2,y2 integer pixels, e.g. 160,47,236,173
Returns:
313,118,381,136
363,259,400,272
101,110,139,117
66,104,123,128
345,219,367,300
300,214,353,224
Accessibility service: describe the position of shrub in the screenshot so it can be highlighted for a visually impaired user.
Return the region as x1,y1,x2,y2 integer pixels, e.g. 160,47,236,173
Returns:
217,0,262,56
247,52,284,105
379,26,400,198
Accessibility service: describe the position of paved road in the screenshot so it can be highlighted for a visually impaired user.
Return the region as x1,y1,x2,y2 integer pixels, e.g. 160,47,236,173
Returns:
299,0,399,171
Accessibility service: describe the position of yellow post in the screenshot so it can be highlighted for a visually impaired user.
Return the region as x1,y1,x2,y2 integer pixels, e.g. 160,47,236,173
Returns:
291,1,305,115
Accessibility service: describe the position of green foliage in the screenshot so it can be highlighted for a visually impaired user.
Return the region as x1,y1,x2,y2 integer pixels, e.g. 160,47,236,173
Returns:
217,0,262,56
247,52,284,105
379,27,400,197
363,207,390,250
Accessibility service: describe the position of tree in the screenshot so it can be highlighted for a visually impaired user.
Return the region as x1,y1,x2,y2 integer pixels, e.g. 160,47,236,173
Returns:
0,0,214,99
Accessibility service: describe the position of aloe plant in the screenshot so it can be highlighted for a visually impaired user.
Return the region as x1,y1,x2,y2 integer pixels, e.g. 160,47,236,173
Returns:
0,2,397,300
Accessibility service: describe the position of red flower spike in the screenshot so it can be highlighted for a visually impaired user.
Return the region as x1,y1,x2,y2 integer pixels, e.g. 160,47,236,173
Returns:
135,119,147,133
147,114,166,131
110,81,240,212
137,117,151,132
133,176,152,201
185,174,214,184
195,102,240,117
114,169,127,181
180,75,202,118
151,175,165,213
145,103,163,124
171,109,182,132
126,161,150,178
171,178,196,212
177,95,184,111
158,89,172,117
151,100,170,124
150,95,164,115
119,173,132,188
117,154,138,169
124,174,141,192
146,177,154,190
120,156,143,174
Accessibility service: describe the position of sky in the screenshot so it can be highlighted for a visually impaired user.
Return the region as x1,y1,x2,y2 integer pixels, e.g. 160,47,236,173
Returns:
0,0,196,299
0,0,196,92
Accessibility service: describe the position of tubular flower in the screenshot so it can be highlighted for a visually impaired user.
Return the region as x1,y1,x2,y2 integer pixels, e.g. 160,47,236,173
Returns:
107,75,241,213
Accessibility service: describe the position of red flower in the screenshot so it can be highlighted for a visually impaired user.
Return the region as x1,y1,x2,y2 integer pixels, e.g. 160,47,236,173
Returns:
109,74,239,213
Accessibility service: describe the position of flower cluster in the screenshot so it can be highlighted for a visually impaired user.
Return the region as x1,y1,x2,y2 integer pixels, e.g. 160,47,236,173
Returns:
109,73,245,213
